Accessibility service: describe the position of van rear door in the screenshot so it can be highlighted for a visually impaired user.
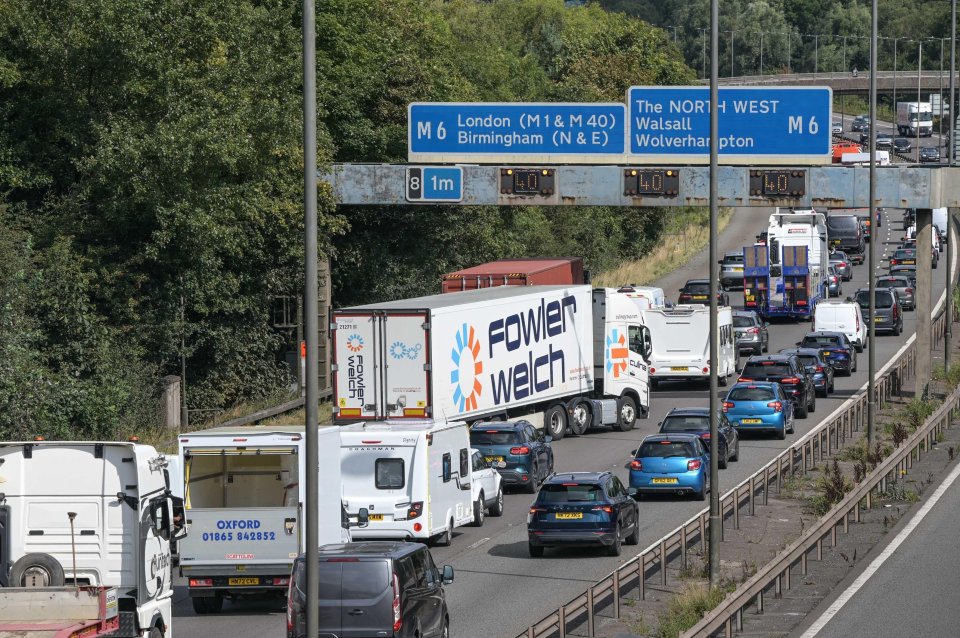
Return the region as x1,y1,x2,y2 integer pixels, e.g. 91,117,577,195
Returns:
337,560,393,638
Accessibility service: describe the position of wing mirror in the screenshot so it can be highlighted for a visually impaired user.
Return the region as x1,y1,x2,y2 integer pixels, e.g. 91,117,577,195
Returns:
442,565,455,584
357,507,369,528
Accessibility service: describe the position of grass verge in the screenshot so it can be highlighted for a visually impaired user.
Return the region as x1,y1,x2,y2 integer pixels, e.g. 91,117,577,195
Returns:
656,582,735,638
594,207,733,287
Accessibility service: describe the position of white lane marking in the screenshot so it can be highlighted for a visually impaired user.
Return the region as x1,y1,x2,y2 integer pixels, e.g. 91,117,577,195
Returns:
466,537,490,550
800,458,960,637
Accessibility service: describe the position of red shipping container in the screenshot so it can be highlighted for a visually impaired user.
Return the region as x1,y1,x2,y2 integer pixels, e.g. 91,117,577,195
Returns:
441,257,586,293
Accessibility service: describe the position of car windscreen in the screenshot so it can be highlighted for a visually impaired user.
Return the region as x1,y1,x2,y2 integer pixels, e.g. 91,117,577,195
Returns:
742,362,792,376
537,483,602,503
733,316,754,328
660,415,709,432
797,355,820,368
470,430,521,446
801,336,842,347
637,441,697,459
723,255,744,264
876,278,905,288
684,282,710,294
727,386,775,401
855,291,894,309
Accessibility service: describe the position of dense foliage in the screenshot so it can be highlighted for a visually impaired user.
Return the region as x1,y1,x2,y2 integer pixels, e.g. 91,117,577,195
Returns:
600,0,953,80
0,0,693,438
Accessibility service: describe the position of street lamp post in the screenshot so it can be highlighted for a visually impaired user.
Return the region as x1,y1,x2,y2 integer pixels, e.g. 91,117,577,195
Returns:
708,0,721,590
815,34,819,76
894,37,899,108
868,0,878,447
760,31,764,78
730,30,735,77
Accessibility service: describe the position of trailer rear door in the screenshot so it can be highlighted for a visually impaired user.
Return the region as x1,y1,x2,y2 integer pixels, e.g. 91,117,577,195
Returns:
381,313,431,418
333,314,380,421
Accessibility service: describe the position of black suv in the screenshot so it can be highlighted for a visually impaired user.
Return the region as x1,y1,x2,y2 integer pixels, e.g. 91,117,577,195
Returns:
738,355,816,418
288,541,454,638
826,214,865,261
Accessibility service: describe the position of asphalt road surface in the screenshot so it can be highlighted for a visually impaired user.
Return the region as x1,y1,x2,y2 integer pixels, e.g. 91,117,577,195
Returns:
173,207,948,638
794,461,960,638
832,111,948,163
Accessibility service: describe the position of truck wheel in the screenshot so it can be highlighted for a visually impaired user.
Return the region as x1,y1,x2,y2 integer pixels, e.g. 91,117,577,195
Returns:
9,553,65,587
148,627,164,638
569,402,592,436
617,396,638,432
544,405,567,440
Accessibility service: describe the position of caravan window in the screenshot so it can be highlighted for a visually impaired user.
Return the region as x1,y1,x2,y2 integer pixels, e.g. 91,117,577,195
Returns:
459,449,469,477
442,453,452,483
375,458,405,489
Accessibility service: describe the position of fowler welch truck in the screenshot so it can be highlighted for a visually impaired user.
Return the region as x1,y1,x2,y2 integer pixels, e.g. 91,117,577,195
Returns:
743,210,829,320
332,285,653,439
177,425,353,613
0,441,181,637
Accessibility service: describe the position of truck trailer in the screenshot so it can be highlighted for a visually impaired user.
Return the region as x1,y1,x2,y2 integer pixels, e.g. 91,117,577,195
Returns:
441,258,587,293
0,441,181,637
0,586,120,638
332,286,652,440
177,425,352,613
743,210,829,320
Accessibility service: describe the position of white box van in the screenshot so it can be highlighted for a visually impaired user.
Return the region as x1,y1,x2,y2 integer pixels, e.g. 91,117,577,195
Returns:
340,420,474,545
813,302,867,352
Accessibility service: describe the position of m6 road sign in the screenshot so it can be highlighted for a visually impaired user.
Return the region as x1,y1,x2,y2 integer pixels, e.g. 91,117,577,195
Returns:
406,166,463,202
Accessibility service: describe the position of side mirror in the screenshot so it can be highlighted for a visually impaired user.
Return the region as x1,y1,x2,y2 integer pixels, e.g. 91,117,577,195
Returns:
627,487,638,498
150,499,171,541
795,341,801,346
442,565,455,585
544,436,553,443
357,507,370,528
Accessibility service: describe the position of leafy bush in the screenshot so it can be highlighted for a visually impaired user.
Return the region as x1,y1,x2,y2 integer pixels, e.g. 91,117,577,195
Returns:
656,583,734,638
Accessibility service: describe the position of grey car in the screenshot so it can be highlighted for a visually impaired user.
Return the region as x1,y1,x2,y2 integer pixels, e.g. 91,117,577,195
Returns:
852,288,903,336
852,115,871,132
718,251,745,289
829,251,853,281
733,310,768,355
919,146,941,162
876,133,893,149
826,265,843,297
876,275,915,310
892,137,912,153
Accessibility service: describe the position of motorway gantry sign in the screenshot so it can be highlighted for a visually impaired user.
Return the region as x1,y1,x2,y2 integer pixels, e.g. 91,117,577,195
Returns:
405,166,463,202
408,102,626,163
628,86,833,164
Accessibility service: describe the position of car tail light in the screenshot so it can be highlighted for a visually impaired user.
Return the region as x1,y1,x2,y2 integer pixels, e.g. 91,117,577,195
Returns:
767,401,783,412
891,259,899,265
592,505,614,514
510,446,530,455
722,401,734,413
739,377,752,382
392,572,402,632
273,577,290,586
286,574,295,633
189,579,213,587
630,459,642,470
781,377,801,384
906,287,914,294
687,460,702,471
700,433,711,440
816,365,824,372
408,501,424,519
747,327,759,334
529,506,546,515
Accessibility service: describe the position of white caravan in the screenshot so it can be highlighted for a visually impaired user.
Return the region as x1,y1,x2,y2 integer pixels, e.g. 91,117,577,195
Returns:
177,425,350,613
615,285,666,309
643,305,736,387
0,441,180,637
339,420,473,545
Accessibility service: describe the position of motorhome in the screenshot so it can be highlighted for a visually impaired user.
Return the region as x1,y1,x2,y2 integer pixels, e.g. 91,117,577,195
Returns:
339,420,474,545
616,285,666,310
0,441,180,637
642,305,736,387
177,425,350,613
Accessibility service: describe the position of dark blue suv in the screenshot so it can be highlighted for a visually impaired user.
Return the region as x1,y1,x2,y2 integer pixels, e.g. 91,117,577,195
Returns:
527,471,640,557
469,420,554,493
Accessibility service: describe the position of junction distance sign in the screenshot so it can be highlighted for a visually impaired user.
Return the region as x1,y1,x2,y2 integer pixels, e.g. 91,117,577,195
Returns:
408,102,626,164
627,86,833,165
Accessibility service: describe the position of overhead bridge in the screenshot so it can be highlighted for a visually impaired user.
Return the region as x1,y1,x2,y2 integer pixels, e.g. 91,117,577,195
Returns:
325,164,960,209
710,71,957,96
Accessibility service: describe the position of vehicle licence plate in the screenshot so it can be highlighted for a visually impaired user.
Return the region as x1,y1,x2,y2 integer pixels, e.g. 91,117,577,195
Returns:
652,478,679,484
368,514,385,521
874,317,883,322
228,578,260,586
745,294,755,302
692,295,708,300
734,267,743,272
555,512,583,520
670,366,689,371
741,418,762,424
904,259,916,264
485,456,503,464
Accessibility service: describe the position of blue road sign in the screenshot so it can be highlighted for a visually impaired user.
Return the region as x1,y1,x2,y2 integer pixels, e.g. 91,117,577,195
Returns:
627,86,832,164
408,102,626,163
406,166,463,202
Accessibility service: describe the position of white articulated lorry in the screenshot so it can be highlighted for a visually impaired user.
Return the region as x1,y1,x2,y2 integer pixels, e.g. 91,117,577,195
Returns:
177,425,353,614
0,440,181,637
896,101,933,137
332,286,653,439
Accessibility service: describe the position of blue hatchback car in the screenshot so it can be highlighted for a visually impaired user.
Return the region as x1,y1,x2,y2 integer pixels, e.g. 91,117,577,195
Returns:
629,434,711,500
722,382,795,440
527,471,640,557
469,421,554,493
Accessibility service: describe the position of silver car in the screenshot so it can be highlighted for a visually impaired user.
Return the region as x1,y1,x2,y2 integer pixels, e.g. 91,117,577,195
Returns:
829,251,853,281
717,251,745,289
875,275,915,310
853,288,903,335
733,310,769,355
827,265,843,297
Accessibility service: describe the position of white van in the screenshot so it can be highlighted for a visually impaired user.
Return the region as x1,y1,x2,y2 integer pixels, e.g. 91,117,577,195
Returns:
813,302,867,352
617,285,666,309
340,420,474,545
642,305,736,387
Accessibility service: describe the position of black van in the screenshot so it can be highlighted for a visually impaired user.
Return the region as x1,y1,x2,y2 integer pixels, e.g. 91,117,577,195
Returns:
287,541,454,638
826,214,865,262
